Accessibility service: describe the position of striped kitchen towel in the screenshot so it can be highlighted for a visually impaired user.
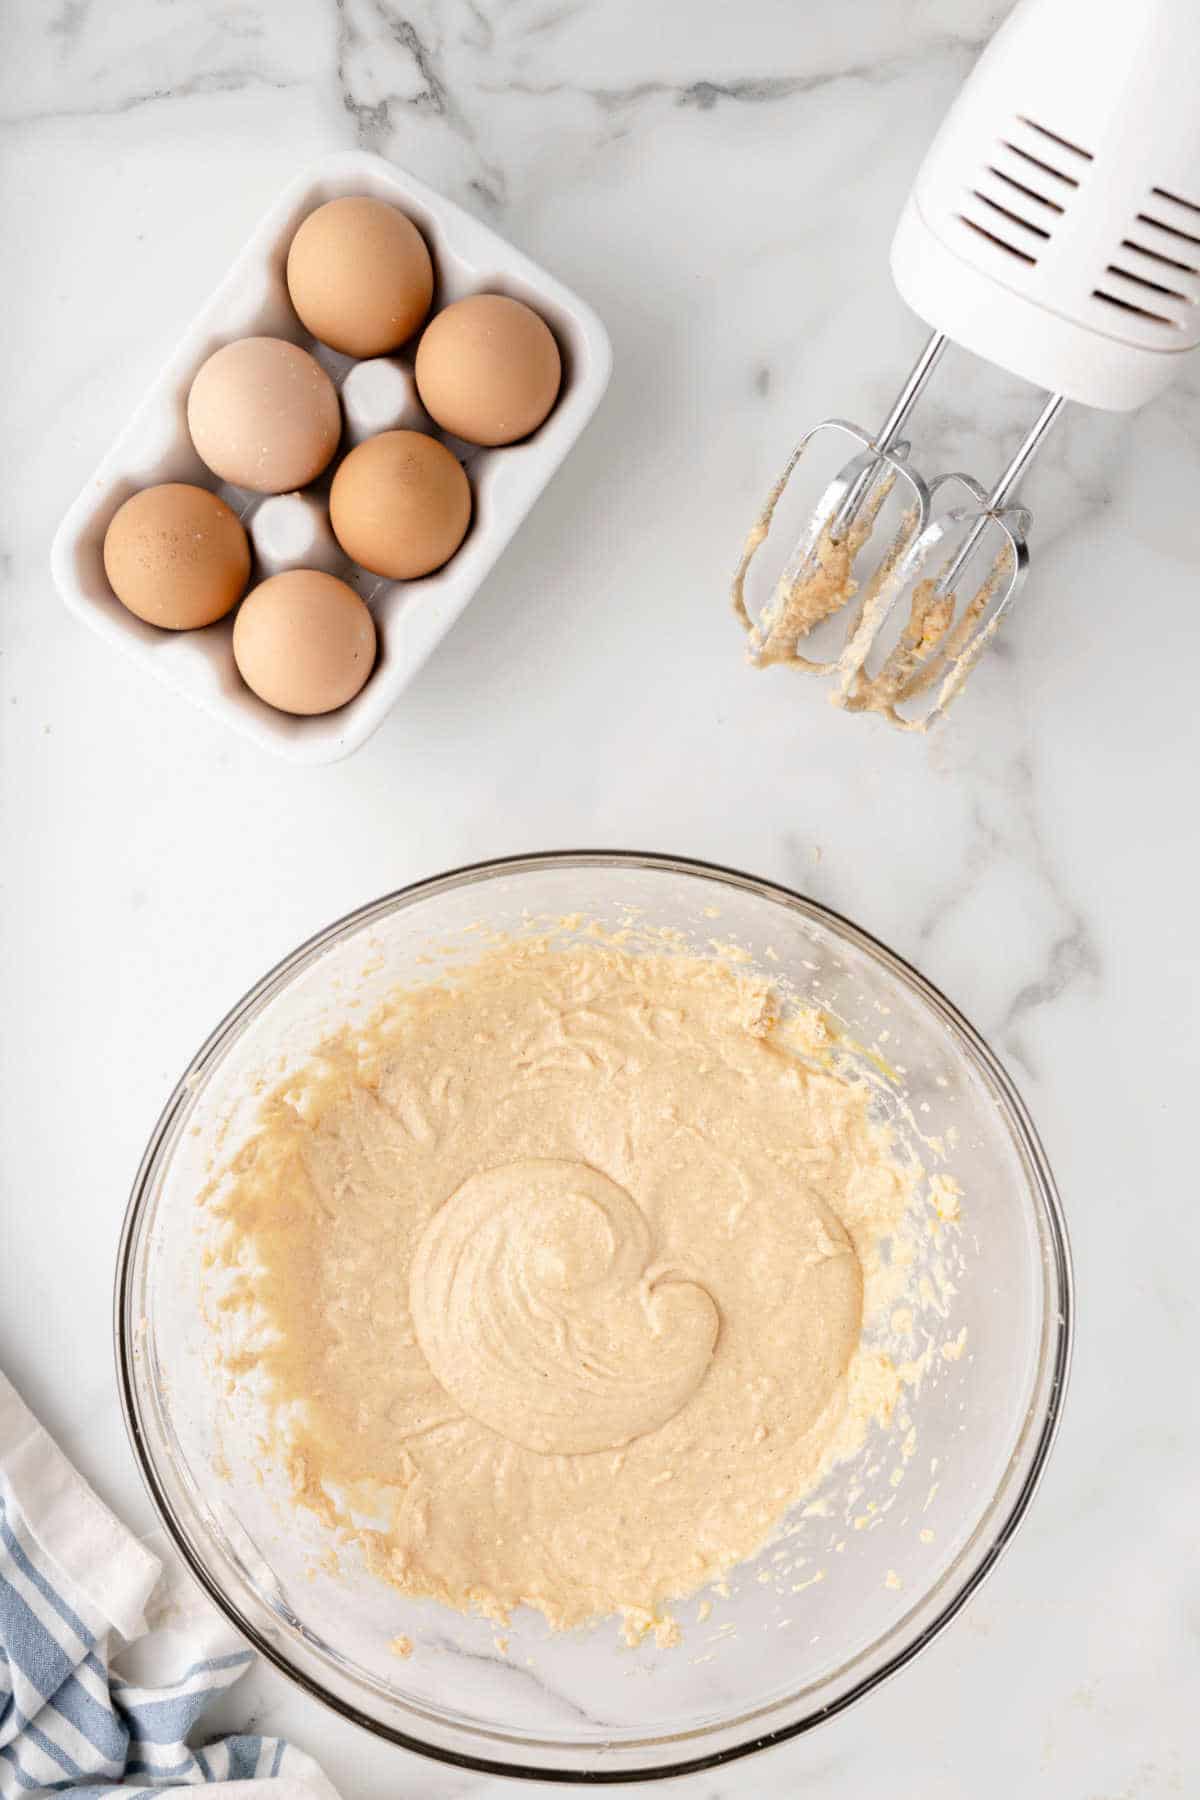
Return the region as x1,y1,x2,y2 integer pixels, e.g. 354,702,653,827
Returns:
0,1370,339,1799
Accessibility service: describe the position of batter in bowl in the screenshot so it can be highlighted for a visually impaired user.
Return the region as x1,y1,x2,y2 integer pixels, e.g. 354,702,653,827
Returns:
211,936,923,1642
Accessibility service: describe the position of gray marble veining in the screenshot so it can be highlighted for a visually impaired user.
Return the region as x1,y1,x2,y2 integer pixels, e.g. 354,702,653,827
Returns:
1,0,1196,1794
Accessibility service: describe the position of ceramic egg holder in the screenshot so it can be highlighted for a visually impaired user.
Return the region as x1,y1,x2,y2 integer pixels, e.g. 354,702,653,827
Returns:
51,151,612,765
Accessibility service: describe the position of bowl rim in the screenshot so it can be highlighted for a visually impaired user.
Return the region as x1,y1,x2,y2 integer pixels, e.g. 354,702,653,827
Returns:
114,849,1074,1784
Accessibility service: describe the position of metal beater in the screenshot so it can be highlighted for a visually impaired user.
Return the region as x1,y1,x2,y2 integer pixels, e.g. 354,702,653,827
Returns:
734,0,1200,729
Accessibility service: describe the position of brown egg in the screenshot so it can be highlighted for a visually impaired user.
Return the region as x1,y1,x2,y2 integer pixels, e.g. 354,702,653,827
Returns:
286,196,434,358
414,294,561,446
102,483,250,629
329,431,471,580
233,570,376,715
187,337,340,493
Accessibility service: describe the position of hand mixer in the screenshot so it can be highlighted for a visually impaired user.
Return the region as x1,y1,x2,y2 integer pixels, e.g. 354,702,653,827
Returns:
733,0,1200,729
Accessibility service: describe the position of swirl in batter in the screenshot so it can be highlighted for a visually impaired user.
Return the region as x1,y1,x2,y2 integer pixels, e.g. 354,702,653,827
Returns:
212,939,918,1638
411,1160,720,1455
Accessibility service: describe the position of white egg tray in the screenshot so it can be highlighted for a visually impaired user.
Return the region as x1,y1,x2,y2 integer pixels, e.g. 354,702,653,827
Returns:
50,152,612,764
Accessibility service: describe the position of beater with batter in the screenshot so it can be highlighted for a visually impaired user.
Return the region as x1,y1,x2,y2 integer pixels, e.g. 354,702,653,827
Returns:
734,0,1200,728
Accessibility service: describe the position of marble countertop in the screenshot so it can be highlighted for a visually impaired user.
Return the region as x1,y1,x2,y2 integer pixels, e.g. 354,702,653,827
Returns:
2,1,1196,1794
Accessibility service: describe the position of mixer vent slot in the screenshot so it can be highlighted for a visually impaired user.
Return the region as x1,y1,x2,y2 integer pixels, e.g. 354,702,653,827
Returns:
1121,235,1198,275
1091,289,1177,328
1139,188,1200,248
958,115,1091,266
1152,185,1200,217
1093,185,1200,335
1016,116,1093,164
957,215,1038,264
1106,263,1187,301
970,192,1050,239
986,168,1064,215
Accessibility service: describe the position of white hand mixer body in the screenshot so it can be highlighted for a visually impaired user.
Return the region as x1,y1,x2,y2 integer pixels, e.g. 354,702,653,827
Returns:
734,0,1200,728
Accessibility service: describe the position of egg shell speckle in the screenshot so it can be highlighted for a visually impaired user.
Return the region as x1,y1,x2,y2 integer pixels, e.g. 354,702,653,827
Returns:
102,482,250,629
187,337,341,494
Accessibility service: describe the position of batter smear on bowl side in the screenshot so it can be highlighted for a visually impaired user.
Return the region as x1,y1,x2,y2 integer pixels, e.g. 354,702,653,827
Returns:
210,938,927,1644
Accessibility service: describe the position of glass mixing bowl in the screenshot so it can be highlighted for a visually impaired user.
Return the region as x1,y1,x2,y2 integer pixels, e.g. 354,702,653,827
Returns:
115,852,1072,1782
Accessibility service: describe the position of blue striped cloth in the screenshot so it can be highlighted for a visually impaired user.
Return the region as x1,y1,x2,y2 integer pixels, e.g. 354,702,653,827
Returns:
0,1372,337,1799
